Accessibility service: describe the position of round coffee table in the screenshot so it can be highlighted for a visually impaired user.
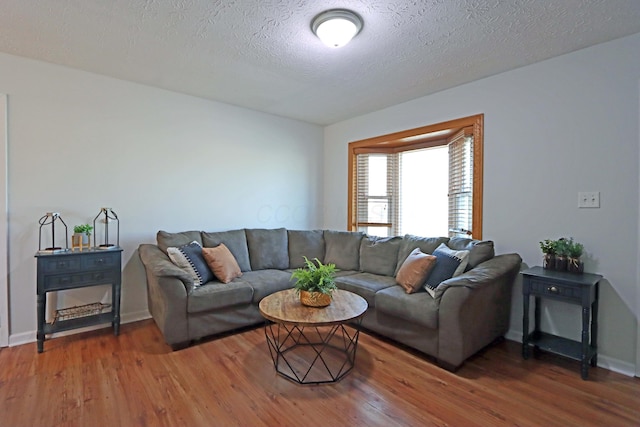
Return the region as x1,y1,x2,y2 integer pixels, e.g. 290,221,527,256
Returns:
259,288,368,384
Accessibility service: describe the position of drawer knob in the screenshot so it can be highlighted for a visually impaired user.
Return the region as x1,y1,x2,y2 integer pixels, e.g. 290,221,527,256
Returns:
57,262,67,268
548,286,559,293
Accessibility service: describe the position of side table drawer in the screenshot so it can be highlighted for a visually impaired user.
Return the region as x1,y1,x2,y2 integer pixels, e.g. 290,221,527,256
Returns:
81,252,120,270
529,279,581,302
44,270,118,291
39,257,82,273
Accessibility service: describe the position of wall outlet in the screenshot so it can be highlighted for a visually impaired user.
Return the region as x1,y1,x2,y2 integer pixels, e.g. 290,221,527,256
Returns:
578,191,600,208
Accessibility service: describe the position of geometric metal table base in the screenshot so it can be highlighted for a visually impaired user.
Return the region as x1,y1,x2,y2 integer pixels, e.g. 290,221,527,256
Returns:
264,320,362,385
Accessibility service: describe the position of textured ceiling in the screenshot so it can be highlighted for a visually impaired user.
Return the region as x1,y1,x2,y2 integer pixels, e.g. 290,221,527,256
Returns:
1,0,640,125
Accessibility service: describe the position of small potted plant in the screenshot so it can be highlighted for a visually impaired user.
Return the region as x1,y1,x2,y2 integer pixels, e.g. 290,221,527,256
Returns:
291,256,338,307
554,237,570,271
73,224,93,247
567,238,584,274
539,239,557,270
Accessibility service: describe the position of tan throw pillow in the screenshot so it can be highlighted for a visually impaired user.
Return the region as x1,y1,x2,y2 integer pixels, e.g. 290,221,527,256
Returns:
396,248,437,293
202,244,242,284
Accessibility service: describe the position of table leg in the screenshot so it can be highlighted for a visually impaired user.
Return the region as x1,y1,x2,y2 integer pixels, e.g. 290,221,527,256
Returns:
590,283,599,367
581,305,590,380
522,293,530,359
37,293,45,353
112,281,121,336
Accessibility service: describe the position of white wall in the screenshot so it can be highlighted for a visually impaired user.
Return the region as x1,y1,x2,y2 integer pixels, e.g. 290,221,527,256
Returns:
324,33,640,374
0,52,323,342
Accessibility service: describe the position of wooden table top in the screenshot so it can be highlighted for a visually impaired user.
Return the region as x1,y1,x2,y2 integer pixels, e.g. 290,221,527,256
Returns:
259,289,368,327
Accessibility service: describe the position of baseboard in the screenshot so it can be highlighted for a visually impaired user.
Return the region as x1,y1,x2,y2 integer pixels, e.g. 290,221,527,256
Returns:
505,329,636,377
7,310,151,348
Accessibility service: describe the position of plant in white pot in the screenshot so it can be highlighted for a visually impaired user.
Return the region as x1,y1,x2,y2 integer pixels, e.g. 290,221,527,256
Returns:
73,224,93,247
291,256,338,307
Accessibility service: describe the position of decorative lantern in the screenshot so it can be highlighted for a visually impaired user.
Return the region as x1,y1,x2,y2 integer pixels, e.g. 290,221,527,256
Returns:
93,207,120,249
38,212,69,253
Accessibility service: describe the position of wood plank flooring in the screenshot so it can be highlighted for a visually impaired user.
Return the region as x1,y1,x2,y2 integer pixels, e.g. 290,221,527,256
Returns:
1,319,638,427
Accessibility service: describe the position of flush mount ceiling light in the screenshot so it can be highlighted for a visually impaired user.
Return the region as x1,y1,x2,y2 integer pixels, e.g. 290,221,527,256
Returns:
311,9,363,48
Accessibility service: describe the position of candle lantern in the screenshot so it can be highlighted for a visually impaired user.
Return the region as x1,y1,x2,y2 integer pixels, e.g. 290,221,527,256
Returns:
93,207,120,249
38,212,69,253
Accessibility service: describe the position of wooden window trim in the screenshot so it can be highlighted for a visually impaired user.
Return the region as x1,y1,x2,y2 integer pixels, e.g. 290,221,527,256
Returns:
348,114,484,239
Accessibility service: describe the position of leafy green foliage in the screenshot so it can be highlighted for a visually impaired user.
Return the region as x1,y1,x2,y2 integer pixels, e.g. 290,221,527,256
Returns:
539,239,557,254
291,256,338,295
73,224,93,236
540,237,584,258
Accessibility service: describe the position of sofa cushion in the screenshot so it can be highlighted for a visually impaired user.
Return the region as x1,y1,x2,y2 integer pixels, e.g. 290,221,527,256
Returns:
167,241,214,287
424,243,469,297
359,236,402,276
202,229,252,272
238,270,294,303
447,237,495,270
157,230,202,254
375,285,439,329
335,272,396,307
324,230,364,271
202,244,242,284
288,230,325,269
245,228,289,270
396,248,437,293
187,281,254,313
395,235,449,276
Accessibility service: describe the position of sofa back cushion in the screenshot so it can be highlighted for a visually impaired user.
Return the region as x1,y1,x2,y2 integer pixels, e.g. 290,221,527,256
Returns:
395,235,449,276
157,230,202,254
202,229,252,272
288,230,325,269
324,230,363,271
245,228,289,270
359,236,402,276
447,237,495,270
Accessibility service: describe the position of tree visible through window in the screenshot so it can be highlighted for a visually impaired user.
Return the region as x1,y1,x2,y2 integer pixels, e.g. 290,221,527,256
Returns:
348,114,483,239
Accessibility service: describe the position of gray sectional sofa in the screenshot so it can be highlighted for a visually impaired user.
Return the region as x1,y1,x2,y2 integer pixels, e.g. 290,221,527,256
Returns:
138,228,522,370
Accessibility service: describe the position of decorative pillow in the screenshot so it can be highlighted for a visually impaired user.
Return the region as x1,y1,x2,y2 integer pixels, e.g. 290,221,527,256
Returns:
424,243,469,297
394,235,449,276
202,244,242,283
396,248,437,294
167,241,215,287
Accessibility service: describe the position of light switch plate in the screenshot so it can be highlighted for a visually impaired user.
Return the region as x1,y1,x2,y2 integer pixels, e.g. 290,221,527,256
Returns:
578,191,600,208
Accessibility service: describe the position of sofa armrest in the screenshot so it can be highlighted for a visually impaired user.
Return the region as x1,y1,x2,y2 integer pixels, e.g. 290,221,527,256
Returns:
435,253,523,297
139,244,193,285
436,253,522,368
139,244,191,346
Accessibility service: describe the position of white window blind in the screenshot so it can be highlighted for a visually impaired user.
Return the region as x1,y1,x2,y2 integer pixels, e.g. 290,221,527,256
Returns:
448,129,474,238
355,153,399,236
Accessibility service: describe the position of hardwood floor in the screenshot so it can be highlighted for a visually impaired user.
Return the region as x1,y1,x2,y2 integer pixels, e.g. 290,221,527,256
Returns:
1,319,638,427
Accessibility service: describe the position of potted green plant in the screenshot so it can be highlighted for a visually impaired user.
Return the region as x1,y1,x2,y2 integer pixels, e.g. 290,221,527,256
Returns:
554,237,570,271
291,256,338,307
539,239,557,270
567,239,584,274
73,224,93,246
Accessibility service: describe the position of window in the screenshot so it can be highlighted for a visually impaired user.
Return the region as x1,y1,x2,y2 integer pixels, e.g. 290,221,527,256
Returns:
348,114,483,239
